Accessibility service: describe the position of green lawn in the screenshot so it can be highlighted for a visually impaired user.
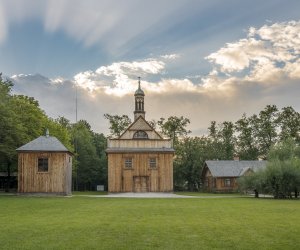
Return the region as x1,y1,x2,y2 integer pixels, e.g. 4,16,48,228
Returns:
0,195,299,250
174,192,245,196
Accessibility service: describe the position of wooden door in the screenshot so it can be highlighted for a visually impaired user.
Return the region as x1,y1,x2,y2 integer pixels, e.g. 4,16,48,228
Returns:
134,176,149,192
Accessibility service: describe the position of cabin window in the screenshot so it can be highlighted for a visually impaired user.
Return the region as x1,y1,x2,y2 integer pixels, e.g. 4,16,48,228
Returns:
38,158,48,172
149,158,157,168
224,178,231,187
133,130,148,139
205,179,209,187
124,158,133,168
213,178,216,188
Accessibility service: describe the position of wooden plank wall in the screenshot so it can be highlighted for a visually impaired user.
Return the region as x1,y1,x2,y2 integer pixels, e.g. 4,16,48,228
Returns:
108,139,172,148
108,153,173,192
18,152,72,195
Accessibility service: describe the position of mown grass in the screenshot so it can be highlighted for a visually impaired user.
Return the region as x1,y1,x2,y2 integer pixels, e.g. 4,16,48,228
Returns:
72,191,108,196
174,192,245,196
0,195,299,250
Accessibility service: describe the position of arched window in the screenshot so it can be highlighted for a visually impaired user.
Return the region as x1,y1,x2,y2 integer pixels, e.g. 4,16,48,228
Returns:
133,130,148,139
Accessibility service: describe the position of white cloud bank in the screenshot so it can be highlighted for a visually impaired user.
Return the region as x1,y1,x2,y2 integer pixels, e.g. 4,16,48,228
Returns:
10,21,300,135
205,21,300,81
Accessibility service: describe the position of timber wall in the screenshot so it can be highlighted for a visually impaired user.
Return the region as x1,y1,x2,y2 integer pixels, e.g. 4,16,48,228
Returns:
18,152,72,195
108,153,173,192
108,139,172,148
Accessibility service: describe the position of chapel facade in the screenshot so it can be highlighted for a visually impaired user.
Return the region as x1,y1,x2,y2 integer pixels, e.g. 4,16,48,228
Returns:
106,78,174,192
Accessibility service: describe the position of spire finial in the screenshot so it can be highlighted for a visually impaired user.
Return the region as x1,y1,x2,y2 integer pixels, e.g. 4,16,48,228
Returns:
46,129,49,137
138,76,141,89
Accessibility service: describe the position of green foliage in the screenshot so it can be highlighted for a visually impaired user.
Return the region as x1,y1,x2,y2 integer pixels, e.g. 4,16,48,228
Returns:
251,105,279,158
71,120,107,190
174,137,207,191
235,114,259,160
239,139,300,198
104,113,131,137
277,106,300,143
157,116,191,142
1,196,300,249
207,121,235,160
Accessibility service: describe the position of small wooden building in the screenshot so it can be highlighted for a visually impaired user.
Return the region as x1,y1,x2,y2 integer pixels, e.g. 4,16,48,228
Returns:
202,160,266,192
106,78,175,192
16,131,72,195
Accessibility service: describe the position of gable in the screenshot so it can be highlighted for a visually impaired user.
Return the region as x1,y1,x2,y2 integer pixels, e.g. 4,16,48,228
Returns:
119,116,163,140
130,118,153,131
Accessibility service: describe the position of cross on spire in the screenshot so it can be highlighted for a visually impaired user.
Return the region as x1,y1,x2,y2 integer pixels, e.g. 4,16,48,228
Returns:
138,76,141,89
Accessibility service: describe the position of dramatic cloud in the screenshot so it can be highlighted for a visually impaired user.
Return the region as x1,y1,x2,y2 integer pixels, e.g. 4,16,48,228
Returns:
74,57,167,95
9,21,300,135
205,21,300,83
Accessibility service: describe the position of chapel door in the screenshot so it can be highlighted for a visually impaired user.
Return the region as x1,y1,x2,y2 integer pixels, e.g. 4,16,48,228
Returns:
134,176,149,192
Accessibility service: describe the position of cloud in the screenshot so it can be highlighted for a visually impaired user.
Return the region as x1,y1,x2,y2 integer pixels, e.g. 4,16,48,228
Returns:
74,56,170,96
161,54,180,60
9,21,300,136
205,21,300,82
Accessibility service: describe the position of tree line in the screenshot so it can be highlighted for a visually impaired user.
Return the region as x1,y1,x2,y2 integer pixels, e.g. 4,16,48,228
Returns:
1,74,300,194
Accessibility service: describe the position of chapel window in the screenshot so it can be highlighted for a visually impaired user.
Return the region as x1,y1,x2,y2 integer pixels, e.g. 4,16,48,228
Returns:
149,158,157,169
124,158,133,168
133,130,148,139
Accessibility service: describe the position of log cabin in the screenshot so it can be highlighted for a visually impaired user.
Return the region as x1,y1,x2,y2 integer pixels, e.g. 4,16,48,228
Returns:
106,78,175,192
16,130,72,195
202,160,266,192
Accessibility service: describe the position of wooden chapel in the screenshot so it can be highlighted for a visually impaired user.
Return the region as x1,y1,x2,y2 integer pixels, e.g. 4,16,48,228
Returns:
106,78,174,192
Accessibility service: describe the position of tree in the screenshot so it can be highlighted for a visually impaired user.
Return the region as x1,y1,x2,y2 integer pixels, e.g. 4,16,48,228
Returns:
235,114,259,160
251,105,279,158
207,121,235,160
92,132,108,189
277,106,300,143
71,120,107,191
104,114,131,137
174,137,209,191
239,138,300,198
0,76,26,191
157,116,191,143
219,121,235,160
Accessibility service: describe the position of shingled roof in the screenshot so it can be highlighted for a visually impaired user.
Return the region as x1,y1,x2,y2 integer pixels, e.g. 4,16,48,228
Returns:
16,135,71,153
204,160,267,177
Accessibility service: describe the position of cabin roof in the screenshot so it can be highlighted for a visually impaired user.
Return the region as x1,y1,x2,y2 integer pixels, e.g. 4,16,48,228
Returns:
16,136,71,153
204,160,267,177
106,147,175,153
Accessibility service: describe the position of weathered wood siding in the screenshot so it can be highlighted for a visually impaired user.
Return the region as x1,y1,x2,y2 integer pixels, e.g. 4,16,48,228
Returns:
108,153,173,192
18,152,72,195
203,168,239,192
108,139,172,148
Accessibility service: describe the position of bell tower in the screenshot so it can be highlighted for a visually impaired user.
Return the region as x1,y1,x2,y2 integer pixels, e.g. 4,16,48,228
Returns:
134,77,145,120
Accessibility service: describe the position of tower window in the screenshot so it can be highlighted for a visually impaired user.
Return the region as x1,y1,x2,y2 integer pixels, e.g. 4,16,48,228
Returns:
133,130,148,139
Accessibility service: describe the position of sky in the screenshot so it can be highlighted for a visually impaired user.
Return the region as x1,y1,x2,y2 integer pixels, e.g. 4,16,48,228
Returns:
1,0,300,135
